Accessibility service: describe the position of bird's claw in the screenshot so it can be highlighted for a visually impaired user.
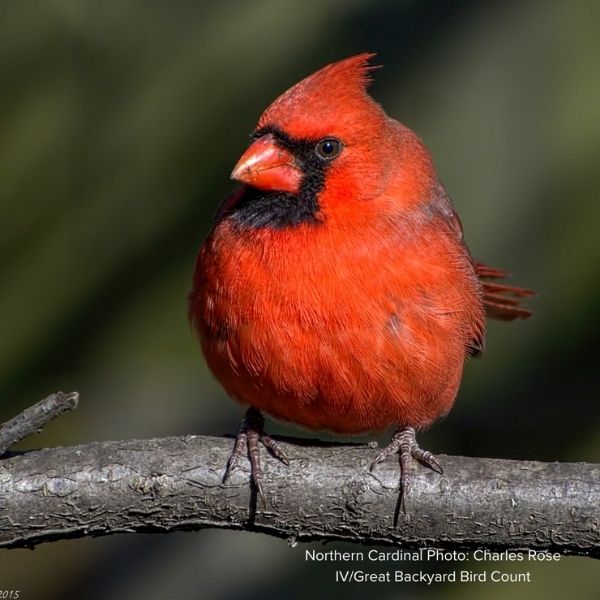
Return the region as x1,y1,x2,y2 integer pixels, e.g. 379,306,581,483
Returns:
223,407,289,507
370,426,442,513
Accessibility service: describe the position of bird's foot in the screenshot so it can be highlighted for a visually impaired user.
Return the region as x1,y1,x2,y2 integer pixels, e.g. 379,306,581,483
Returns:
369,426,442,512
223,407,289,506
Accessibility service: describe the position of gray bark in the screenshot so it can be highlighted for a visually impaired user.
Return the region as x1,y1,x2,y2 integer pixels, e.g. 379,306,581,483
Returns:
0,392,79,455
0,434,598,556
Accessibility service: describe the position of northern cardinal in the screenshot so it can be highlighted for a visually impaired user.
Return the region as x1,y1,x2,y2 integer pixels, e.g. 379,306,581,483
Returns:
189,54,533,508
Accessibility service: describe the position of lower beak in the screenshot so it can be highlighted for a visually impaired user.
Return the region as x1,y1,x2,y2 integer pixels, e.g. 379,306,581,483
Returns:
230,134,302,193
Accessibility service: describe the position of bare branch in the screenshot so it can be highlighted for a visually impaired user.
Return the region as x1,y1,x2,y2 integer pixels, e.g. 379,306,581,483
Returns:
0,392,79,456
0,434,598,556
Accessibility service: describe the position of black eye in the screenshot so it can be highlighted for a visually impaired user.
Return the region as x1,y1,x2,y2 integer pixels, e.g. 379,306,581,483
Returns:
315,138,342,160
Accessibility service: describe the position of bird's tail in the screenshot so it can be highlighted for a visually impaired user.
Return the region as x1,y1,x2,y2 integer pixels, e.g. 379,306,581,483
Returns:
476,262,535,320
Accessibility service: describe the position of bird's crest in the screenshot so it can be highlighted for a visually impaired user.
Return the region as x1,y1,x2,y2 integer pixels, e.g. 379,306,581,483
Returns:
257,53,381,137
304,52,380,92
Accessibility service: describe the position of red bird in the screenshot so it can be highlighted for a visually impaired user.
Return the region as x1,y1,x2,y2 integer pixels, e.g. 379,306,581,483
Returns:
189,54,533,507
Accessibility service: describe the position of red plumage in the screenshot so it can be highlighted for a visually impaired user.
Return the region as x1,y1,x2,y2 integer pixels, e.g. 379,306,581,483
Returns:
188,54,533,505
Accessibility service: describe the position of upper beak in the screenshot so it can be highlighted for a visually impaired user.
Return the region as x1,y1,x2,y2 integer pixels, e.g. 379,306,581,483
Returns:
230,134,302,193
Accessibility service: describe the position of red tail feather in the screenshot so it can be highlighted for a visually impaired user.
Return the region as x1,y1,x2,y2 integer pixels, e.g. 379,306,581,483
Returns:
475,262,535,321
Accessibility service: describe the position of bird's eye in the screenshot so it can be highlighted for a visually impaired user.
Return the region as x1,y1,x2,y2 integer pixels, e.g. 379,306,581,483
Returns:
315,138,342,161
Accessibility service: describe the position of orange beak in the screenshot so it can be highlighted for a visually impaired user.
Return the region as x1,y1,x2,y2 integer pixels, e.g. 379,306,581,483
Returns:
230,134,302,193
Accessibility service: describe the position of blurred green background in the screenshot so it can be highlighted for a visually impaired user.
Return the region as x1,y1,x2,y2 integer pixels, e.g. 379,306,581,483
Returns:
1,0,599,598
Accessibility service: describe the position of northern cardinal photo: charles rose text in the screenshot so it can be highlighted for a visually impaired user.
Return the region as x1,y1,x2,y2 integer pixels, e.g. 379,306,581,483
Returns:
188,54,533,509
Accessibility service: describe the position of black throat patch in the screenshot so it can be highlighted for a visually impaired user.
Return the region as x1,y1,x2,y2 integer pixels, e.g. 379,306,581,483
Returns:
220,126,330,229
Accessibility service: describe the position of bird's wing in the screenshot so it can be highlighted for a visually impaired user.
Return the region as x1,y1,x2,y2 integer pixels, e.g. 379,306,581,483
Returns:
430,185,534,356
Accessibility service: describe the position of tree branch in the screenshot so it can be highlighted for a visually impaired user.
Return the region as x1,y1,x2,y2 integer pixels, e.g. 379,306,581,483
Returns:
0,391,79,456
0,431,598,556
